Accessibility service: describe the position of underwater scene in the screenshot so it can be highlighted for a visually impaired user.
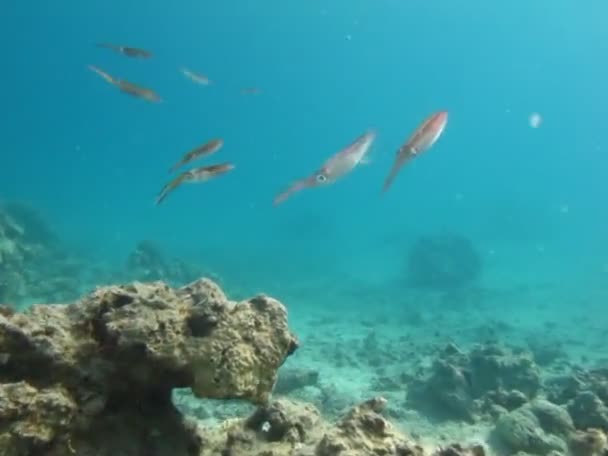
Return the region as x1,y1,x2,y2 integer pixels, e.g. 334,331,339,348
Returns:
2,1,608,455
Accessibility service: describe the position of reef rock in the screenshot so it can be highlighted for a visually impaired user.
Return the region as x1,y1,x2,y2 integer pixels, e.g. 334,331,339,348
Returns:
432,444,486,456
568,391,608,431
568,428,608,456
200,399,318,455
407,343,542,422
0,278,298,455
406,233,481,291
547,367,608,404
315,397,422,456
546,367,608,430
200,397,431,456
0,201,83,305
125,239,205,286
469,344,542,399
493,400,574,455
526,335,567,367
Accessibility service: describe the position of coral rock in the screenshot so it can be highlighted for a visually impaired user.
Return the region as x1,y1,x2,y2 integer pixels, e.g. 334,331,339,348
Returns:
316,397,424,456
432,443,486,456
468,343,541,399
493,401,573,455
246,398,321,444
406,233,481,291
407,343,541,422
530,399,575,437
125,239,203,285
0,278,298,455
0,202,83,305
0,382,77,454
569,428,608,456
200,398,322,455
547,368,608,407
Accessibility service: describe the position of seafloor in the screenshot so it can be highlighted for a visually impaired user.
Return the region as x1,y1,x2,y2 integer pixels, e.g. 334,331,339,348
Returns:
1,200,607,456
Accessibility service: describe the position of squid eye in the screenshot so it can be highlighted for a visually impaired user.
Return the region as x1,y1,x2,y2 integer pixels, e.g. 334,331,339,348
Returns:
316,174,327,183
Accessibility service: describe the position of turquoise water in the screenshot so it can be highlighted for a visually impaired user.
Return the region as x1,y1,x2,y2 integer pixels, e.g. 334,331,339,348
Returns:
4,2,608,453
2,2,607,332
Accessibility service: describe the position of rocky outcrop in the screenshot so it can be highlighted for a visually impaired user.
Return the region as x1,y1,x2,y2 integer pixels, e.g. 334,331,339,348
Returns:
125,239,205,286
198,396,485,456
491,396,608,455
315,397,421,456
546,367,608,431
568,391,608,431
493,400,574,455
568,428,608,456
0,201,83,305
406,233,482,291
0,278,298,455
407,343,542,422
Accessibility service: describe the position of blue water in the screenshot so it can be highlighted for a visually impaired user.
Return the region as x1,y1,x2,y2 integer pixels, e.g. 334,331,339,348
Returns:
2,0,607,302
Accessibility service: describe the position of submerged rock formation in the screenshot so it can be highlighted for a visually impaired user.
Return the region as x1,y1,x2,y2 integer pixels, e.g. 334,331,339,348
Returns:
197,396,485,456
0,202,49,303
125,239,206,286
0,201,83,305
493,400,574,454
546,367,608,431
407,343,541,422
406,233,481,291
0,278,298,455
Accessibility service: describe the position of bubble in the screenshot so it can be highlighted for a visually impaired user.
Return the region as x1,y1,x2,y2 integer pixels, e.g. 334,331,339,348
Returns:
529,112,542,128
345,34,352,41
